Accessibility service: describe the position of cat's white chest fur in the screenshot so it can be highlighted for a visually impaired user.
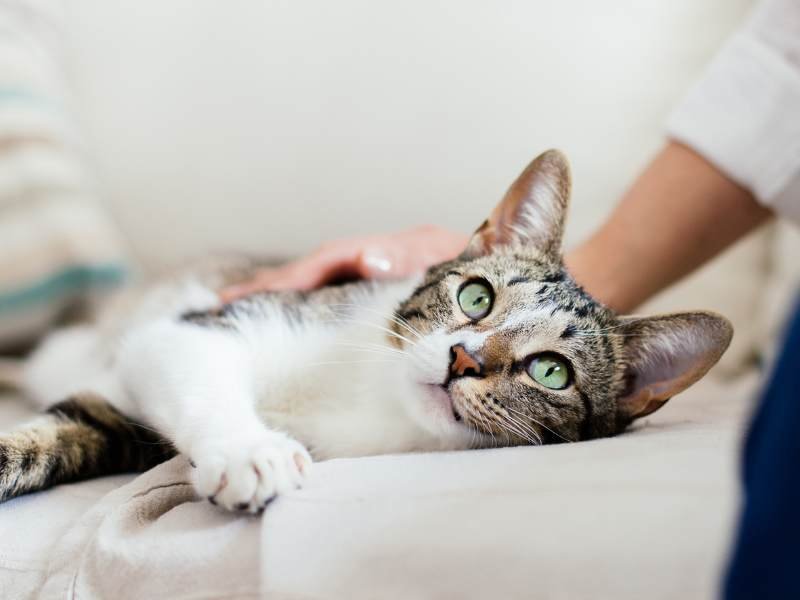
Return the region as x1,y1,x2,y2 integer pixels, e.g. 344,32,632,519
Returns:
232,290,443,459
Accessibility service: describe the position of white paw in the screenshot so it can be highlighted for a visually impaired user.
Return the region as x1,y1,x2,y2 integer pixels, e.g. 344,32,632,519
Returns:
190,432,312,514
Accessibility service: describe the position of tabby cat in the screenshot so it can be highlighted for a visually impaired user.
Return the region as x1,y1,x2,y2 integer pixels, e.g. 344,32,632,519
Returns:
0,150,732,513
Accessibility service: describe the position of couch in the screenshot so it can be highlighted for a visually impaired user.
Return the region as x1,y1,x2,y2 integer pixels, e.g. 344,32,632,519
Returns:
2,1,798,598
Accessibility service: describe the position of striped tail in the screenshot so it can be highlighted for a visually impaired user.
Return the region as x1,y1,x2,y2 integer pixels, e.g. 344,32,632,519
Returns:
0,393,175,502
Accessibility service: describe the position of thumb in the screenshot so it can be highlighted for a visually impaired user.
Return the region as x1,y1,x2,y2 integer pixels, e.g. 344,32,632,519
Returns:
220,244,361,302
219,257,330,302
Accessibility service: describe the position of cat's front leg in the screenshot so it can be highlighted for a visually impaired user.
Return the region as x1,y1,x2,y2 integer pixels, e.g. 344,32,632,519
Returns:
119,319,312,513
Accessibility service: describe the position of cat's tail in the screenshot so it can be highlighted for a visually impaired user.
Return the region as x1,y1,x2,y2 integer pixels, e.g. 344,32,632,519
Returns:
0,392,175,502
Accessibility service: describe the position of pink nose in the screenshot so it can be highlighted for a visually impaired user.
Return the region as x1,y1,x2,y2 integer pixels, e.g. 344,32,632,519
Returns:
449,345,483,378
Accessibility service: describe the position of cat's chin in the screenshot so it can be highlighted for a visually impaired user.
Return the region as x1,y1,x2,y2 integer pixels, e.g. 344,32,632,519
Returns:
410,383,493,449
420,383,461,425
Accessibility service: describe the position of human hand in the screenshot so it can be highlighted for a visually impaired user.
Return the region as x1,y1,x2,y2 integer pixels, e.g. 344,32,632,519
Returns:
219,225,468,302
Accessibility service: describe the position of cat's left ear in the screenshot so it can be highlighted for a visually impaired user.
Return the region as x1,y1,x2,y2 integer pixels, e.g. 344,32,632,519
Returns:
462,149,571,258
615,311,733,427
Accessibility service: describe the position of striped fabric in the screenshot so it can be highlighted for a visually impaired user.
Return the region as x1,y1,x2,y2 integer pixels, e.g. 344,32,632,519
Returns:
0,0,128,350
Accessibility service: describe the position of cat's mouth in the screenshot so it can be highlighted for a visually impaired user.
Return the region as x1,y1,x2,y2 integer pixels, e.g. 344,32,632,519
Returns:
422,384,463,423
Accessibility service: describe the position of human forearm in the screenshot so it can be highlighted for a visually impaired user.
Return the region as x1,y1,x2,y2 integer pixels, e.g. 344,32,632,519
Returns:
565,141,772,313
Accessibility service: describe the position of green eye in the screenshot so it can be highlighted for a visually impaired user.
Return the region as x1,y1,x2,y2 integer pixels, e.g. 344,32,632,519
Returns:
528,354,571,390
457,280,494,320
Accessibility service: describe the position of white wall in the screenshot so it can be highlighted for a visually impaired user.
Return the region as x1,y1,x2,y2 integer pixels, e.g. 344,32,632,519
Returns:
63,0,752,271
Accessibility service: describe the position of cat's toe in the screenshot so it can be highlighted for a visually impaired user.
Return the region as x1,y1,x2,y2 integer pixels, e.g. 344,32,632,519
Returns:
215,459,260,511
250,439,311,504
194,455,227,498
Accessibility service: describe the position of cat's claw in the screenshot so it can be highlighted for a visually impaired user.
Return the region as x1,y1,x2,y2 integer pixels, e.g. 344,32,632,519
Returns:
191,432,311,514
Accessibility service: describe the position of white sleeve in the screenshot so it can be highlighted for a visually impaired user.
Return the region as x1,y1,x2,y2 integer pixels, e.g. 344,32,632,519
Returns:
666,0,800,222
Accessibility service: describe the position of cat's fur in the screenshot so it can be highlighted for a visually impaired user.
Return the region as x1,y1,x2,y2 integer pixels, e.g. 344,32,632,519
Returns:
0,150,733,513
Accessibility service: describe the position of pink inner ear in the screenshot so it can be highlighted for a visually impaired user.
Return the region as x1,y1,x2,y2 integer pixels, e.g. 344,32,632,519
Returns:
462,150,571,258
619,366,698,420
621,346,698,418
637,350,698,395
484,189,529,246
617,314,733,422
462,193,524,257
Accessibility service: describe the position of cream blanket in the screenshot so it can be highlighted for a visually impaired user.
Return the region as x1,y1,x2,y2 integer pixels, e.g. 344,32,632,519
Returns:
35,458,261,599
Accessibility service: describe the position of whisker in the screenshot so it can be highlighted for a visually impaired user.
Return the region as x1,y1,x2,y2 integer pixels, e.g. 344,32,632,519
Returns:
332,341,409,356
573,332,655,339
307,359,400,367
568,318,651,336
389,313,424,340
327,303,424,344
324,315,418,347
494,414,537,445
473,395,539,445
503,416,541,446
502,404,574,443
469,403,498,447
497,411,541,445
511,412,548,445
492,403,542,445
513,416,544,446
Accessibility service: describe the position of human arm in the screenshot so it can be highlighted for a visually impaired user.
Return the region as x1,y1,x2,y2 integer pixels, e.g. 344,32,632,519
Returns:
565,141,772,313
569,0,798,312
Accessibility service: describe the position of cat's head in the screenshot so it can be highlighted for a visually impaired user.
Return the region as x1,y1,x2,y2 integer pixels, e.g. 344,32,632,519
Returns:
391,149,732,446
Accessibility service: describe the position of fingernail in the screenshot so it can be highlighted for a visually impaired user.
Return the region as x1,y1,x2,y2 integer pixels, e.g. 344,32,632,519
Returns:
362,248,393,274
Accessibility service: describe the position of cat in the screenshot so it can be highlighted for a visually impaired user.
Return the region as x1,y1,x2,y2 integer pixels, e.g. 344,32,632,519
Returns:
0,149,732,514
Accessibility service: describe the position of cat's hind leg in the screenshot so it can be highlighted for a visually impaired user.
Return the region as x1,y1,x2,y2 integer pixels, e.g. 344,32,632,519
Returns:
0,393,174,502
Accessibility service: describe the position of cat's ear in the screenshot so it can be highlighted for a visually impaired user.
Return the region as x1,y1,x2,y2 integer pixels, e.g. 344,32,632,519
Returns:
615,311,733,426
462,149,571,258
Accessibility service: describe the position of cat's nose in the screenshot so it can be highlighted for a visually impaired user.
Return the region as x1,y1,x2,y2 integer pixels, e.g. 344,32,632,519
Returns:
449,344,484,379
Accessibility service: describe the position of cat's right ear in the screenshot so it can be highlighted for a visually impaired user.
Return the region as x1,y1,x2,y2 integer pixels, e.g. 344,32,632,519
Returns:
615,311,733,428
461,149,571,259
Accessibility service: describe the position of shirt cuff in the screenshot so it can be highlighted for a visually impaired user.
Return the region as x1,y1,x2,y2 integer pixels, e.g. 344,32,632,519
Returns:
666,31,800,223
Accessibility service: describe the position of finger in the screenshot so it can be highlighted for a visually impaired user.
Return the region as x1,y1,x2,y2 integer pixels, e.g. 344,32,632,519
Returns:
220,242,363,301
255,259,333,292
219,276,274,303
266,244,363,290
355,227,468,279
220,265,321,302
